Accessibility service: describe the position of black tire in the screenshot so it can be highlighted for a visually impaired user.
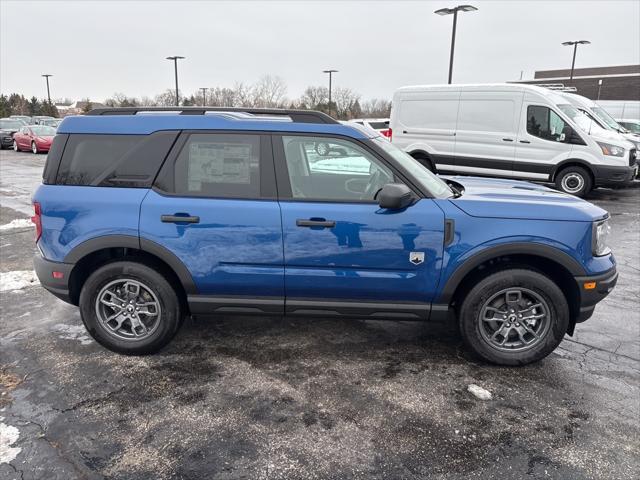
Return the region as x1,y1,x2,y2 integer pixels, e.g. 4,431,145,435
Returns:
79,261,183,355
411,154,435,173
555,166,592,197
458,269,569,366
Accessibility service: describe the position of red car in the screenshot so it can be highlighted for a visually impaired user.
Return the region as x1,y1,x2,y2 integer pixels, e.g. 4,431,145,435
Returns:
13,125,56,153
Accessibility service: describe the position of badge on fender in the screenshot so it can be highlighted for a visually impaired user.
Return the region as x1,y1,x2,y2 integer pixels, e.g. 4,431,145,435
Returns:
410,252,424,265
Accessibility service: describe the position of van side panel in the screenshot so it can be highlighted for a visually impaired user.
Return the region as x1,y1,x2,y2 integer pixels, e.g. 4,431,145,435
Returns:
33,184,148,262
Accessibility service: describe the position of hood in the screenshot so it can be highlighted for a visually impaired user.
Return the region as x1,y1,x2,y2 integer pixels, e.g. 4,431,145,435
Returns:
0,128,18,134
444,176,607,222
589,127,635,148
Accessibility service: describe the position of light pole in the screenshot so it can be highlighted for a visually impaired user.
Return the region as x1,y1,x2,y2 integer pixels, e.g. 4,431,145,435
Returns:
166,56,185,106
562,40,590,81
200,87,208,106
434,5,477,84
323,69,338,115
42,74,53,104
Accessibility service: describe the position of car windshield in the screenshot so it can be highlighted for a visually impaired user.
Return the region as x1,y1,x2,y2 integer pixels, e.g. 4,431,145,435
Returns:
592,106,627,132
557,104,604,134
372,137,454,198
619,121,640,133
31,126,56,136
0,119,22,129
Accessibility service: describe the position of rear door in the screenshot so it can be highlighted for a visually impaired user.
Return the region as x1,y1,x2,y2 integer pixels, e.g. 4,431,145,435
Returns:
140,131,284,314
274,134,445,319
453,91,521,178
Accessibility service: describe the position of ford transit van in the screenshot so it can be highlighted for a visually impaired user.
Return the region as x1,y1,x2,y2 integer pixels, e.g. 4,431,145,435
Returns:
391,84,637,197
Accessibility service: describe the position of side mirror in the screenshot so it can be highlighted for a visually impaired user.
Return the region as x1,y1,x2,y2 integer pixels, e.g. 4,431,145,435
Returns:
377,183,414,210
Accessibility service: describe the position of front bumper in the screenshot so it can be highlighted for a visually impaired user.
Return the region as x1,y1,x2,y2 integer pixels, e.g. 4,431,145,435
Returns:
573,267,618,322
594,165,637,187
33,253,75,304
1,136,13,147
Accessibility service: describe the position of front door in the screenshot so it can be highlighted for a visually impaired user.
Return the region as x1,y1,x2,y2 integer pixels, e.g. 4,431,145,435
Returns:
274,134,445,319
140,132,284,314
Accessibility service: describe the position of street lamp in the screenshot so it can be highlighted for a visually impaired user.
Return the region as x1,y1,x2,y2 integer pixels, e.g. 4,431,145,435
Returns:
323,69,338,114
42,74,53,104
562,40,590,81
166,56,186,106
200,87,208,106
434,5,477,84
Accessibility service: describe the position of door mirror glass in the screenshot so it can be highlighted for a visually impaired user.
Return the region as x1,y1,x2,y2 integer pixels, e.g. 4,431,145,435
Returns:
377,183,414,210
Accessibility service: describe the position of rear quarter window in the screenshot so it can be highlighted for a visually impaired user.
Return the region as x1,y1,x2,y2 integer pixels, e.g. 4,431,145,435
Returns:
55,132,178,187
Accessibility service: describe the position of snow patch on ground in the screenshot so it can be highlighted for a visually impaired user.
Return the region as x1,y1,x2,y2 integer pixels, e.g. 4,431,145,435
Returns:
467,384,492,400
0,270,40,292
0,417,22,464
0,218,33,231
53,324,93,345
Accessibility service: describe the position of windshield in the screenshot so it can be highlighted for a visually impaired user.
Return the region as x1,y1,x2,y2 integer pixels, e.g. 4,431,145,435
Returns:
557,104,604,134
592,106,626,132
0,119,22,129
31,126,56,136
619,121,640,133
372,137,453,198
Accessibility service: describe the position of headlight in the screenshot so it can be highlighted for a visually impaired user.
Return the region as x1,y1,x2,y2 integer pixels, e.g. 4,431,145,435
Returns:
597,142,626,157
592,219,611,256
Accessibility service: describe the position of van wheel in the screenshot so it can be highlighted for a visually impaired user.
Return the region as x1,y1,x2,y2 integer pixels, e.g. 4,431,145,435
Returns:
79,261,183,355
555,166,592,197
411,154,436,173
458,269,569,365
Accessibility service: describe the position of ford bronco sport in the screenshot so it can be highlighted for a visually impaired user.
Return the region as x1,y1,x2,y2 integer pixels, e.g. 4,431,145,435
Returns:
32,107,618,365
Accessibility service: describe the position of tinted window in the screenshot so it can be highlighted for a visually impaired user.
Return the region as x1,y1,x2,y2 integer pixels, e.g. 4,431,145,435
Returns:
163,133,262,198
57,134,144,185
526,106,569,142
368,121,389,129
281,136,395,201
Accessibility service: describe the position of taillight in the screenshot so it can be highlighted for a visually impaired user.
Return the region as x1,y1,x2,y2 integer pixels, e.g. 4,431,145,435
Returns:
385,128,392,141
31,202,42,242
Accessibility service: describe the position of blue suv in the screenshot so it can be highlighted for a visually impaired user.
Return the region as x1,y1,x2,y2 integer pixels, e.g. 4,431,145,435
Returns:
32,107,618,365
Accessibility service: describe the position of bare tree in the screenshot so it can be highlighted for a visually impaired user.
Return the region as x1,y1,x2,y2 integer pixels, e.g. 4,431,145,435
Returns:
361,98,391,118
251,75,288,108
298,86,329,110
154,89,180,106
333,87,361,119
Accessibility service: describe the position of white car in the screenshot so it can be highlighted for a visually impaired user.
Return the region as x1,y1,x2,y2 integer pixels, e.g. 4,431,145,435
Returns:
617,119,640,135
348,118,391,140
391,83,637,197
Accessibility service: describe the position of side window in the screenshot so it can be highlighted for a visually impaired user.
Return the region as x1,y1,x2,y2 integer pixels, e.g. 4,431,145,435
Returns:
527,106,569,142
281,136,395,201
56,134,144,185
162,133,261,199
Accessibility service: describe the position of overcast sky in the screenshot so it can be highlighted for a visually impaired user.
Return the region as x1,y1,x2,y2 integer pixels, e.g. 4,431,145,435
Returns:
1,0,639,103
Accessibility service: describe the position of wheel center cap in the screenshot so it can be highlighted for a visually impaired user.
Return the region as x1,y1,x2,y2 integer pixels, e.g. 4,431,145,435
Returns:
508,314,517,322
127,306,134,312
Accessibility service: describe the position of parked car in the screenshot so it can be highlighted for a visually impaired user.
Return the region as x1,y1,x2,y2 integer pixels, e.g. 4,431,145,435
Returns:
38,118,63,129
13,125,56,153
31,115,55,125
391,84,637,197
32,107,617,365
617,119,640,134
0,118,23,149
10,115,33,125
348,118,391,139
558,92,640,152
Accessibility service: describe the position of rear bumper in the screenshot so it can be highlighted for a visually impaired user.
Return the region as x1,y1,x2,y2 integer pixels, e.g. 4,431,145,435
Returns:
33,253,75,304
573,267,618,322
594,165,637,187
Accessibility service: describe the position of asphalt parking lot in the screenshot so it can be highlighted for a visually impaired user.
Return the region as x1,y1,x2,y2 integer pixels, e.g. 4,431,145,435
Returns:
0,148,638,480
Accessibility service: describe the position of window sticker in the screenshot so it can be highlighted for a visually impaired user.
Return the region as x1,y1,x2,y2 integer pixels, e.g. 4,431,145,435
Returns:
187,142,252,191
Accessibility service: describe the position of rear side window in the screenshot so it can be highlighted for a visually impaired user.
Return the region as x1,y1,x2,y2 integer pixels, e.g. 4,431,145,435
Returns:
55,132,178,187
155,133,268,199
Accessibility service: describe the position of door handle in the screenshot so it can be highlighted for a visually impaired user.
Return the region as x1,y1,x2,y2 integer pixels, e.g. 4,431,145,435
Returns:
161,214,200,224
296,219,336,228
502,138,514,142
519,140,531,144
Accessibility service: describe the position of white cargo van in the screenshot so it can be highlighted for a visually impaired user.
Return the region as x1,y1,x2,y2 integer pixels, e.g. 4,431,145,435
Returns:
557,92,640,152
391,84,637,196
595,100,640,121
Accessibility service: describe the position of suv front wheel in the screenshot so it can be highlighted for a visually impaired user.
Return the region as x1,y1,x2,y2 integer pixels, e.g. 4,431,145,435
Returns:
458,269,569,365
79,261,183,355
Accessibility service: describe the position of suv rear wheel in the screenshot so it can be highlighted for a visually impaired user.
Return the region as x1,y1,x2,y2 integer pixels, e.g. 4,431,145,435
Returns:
79,261,183,355
458,269,569,365
555,165,592,197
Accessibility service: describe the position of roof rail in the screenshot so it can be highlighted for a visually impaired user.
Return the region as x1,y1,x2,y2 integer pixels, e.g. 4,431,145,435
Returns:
86,107,339,124
536,83,578,92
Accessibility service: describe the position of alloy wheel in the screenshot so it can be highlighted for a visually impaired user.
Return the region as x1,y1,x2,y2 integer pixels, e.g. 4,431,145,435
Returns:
478,287,551,352
95,279,161,341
